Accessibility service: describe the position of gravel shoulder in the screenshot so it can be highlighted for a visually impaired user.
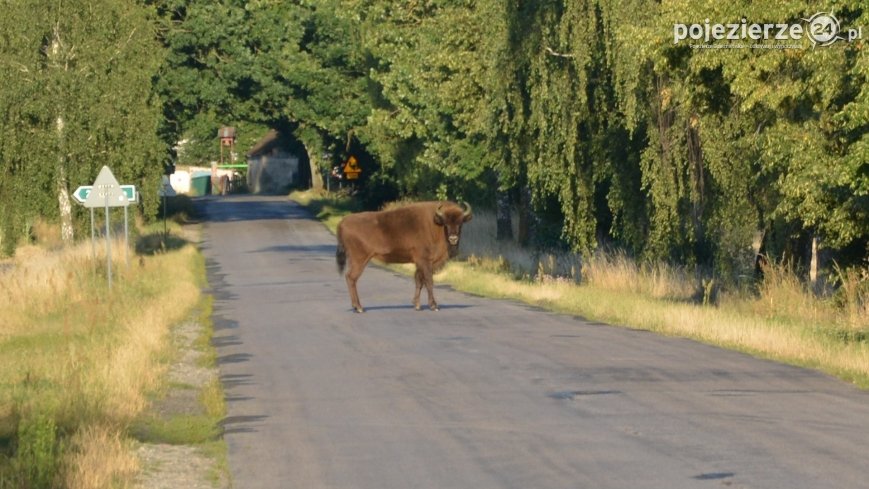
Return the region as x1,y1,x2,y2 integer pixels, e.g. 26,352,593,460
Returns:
133,316,230,489
134,222,230,489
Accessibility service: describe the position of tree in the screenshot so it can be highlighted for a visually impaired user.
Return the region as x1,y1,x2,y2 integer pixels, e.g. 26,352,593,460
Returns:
608,0,867,274
347,0,495,200
149,0,866,280
0,0,166,252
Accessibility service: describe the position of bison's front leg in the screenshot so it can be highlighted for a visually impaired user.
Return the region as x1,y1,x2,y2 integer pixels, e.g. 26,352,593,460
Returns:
416,262,438,311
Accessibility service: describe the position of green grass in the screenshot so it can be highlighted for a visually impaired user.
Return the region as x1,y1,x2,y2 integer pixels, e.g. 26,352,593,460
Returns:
292,191,869,389
132,414,222,446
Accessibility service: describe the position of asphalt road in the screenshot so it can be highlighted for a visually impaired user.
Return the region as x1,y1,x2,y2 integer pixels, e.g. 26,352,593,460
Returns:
200,195,869,489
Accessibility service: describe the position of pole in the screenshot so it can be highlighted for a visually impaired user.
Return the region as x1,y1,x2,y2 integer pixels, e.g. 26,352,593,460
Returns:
163,194,167,237
105,196,112,291
124,204,129,268
90,207,96,262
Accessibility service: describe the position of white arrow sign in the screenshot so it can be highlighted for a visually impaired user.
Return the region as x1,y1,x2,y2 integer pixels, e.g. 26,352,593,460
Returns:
74,184,136,204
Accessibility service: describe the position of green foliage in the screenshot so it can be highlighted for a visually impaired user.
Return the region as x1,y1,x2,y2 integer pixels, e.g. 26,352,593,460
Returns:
602,0,867,274
155,0,863,279
15,413,59,489
0,0,166,252
3,0,864,278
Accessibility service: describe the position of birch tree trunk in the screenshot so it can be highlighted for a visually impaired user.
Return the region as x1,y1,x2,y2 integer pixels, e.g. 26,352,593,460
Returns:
751,229,765,277
810,235,822,295
56,117,74,243
49,25,74,244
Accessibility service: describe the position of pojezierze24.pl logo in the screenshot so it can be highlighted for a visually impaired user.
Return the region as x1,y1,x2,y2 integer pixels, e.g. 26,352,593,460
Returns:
673,12,863,49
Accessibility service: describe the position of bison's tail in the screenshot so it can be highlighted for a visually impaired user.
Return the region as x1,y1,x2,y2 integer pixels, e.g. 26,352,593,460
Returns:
336,240,347,275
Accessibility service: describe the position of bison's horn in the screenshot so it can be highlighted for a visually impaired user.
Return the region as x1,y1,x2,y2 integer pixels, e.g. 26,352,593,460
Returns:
435,204,446,221
460,201,472,218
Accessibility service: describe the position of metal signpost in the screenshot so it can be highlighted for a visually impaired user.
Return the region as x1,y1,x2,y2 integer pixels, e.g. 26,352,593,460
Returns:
73,166,134,290
74,183,137,263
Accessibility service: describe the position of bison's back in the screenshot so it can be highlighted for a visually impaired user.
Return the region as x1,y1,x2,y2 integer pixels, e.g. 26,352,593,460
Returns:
336,203,447,264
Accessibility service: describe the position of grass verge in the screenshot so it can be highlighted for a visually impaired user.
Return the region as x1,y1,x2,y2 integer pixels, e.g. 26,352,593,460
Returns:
290,189,360,232
130,244,229,488
291,191,868,389
0,226,204,488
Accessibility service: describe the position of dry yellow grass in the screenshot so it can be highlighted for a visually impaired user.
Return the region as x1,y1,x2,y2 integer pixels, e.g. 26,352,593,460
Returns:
0,236,202,488
63,425,139,489
582,252,696,300
459,211,699,300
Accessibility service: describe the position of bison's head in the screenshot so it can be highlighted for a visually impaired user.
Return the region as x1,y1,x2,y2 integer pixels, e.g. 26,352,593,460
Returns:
435,201,473,257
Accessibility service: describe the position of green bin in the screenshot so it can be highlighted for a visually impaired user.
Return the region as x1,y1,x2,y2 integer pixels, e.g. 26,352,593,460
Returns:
190,174,212,196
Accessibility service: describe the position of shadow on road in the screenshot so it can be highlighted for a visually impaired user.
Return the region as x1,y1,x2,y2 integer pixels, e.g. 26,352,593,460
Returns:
220,374,255,389
693,472,735,481
220,415,269,435
251,244,336,255
195,195,312,223
218,353,253,365
357,304,475,312
212,335,243,348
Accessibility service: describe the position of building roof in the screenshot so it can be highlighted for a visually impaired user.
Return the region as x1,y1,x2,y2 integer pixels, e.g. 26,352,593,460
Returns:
247,129,283,157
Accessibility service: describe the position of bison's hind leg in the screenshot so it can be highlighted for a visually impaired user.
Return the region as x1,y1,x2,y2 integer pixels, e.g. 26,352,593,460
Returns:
345,271,365,313
413,268,424,310
344,253,371,313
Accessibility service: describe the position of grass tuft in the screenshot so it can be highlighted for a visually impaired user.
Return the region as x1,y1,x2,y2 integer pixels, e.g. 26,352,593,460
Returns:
62,425,139,489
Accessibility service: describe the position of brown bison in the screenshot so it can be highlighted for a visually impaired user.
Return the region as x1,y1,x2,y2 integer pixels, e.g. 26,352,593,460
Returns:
336,201,472,312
